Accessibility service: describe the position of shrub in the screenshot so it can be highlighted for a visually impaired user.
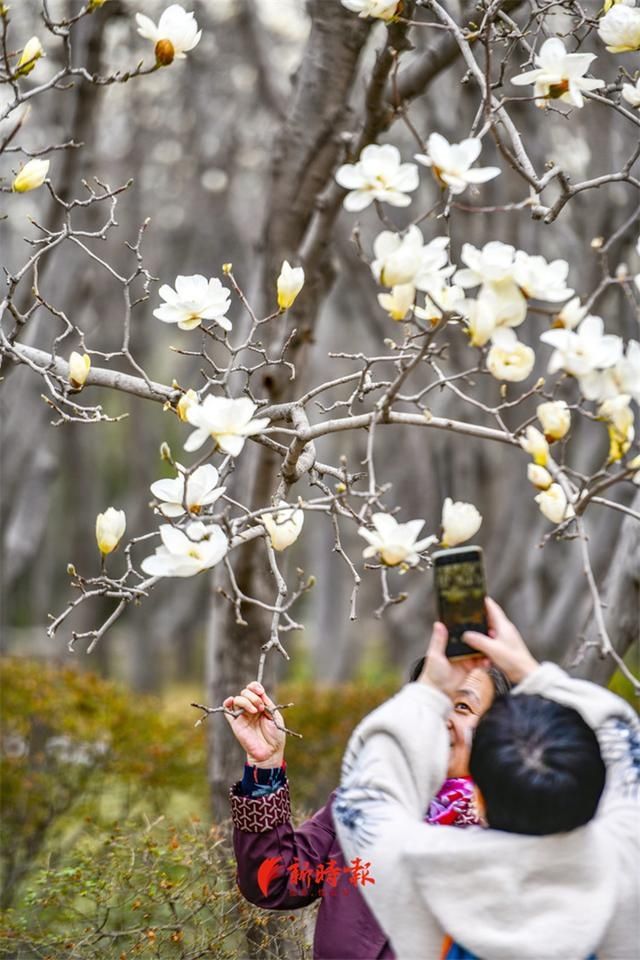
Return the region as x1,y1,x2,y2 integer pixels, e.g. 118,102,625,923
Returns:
0,658,206,910
0,816,311,959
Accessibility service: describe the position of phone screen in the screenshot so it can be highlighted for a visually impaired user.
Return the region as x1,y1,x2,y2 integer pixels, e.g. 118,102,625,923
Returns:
434,548,488,659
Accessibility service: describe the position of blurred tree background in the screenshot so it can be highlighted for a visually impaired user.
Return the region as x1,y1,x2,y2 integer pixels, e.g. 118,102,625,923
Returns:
1,0,639,954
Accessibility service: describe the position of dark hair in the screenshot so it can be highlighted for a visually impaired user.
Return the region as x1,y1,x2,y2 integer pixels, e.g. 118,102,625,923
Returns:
409,656,512,698
469,694,606,836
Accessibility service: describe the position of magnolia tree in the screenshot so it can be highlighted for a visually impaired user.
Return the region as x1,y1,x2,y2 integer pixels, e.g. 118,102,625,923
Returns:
2,0,640,816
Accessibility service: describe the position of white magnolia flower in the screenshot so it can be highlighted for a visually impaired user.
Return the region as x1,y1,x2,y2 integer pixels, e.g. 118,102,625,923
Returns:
263,501,304,551
535,484,571,524
461,296,498,347
340,0,399,18
578,339,640,404
455,241,517,289
176,388,198,422
441,498,482,547
16,36,44,76
511,37,605,108
153,275,231,332
136,4,201,65
536,400,571,441
599,393,635,432
140,522,227,578
512,251,573,302
277,261,304,310
12,158,49,193
414,280,465,323
150,463,226,518
68,351,91,389
598,3,640,52
540,315,623,377
184,396,270,455
358,513,437,566
468,285,529,338
335,144,419,212
377,283,416,321
527,463,553,490
622,77,640,106
372,227,453,290
96,508,126,555
554,296,587,330
486,328,535,383
520,425,549,466
415,134,500,195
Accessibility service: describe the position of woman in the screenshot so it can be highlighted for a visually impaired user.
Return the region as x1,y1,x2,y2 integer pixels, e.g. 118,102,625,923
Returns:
225,656,507,960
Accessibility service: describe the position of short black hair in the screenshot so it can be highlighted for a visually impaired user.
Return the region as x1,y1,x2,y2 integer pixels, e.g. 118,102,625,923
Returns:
469,694,606,836
409,656,511,698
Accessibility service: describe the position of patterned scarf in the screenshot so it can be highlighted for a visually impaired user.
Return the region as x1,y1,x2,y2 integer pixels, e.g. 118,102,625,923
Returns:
426,776,482,827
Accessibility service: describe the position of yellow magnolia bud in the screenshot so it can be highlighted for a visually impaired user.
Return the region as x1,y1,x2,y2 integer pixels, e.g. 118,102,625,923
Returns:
68,351,91,389
277,260,304,310
598,396,635,464
95,508,126,556
16,36,44,76
66,563,77,577
176,388,198,422
12,158,49,193
607,424,633,464
160,441,173,462
335,482,346,494
222,263,233,275
155,38,175,66
88,0,109,9
520,425,549,467
536,400,571,442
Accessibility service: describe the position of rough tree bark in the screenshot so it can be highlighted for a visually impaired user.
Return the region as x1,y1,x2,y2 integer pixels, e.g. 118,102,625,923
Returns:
205,1,372,822
568,490,640,686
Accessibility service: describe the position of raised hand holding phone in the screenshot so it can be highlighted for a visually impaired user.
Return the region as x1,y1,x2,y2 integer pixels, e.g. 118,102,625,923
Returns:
417,620,490,698
463,598,539,684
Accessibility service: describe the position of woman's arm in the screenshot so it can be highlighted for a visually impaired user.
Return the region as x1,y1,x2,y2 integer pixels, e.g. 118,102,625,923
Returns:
231,777,340,909
225,682,340,909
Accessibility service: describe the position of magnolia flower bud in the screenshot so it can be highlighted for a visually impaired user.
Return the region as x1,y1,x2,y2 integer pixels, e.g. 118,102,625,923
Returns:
222,262,233,275
95,508,126,555
534,484,571,525
12,158,49,193
598,395,635,463
519,425,549,466
441,497,482,548
155,38,175,65
527,463,553,490
16,36,44,76
176,388,198,422
68,351,90,389
277,261,305,310
160,441,173,463
263,501,304,551
536,400,571,442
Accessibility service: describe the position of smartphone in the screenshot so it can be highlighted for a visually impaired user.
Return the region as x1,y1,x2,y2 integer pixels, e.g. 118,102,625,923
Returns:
432,546,488,659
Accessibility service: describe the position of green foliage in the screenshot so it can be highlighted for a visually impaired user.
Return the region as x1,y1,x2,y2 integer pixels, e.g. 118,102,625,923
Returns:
0,658,206,910
0,817,311,959
0,656,400,955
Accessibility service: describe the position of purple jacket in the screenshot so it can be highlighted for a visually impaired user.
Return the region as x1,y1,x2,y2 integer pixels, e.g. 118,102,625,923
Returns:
230,775,478,959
